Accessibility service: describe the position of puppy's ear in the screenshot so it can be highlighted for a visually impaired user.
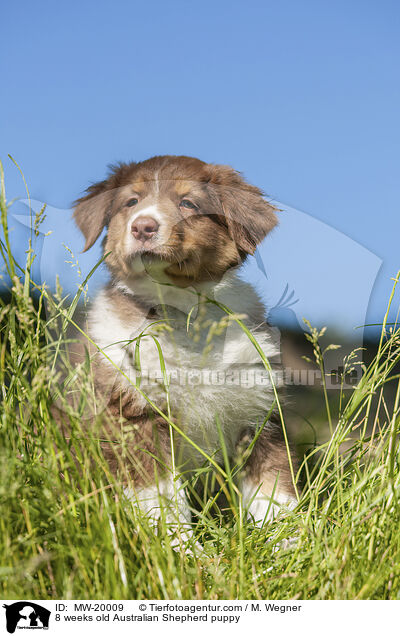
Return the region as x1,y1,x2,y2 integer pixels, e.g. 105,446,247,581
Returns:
208,165,278,255
73,180,114,252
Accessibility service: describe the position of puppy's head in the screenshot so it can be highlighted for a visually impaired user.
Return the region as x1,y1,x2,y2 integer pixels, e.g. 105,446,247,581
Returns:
73,155,277,287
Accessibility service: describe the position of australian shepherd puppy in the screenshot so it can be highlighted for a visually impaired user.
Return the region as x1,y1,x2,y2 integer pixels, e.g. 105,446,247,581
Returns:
72,155,297,533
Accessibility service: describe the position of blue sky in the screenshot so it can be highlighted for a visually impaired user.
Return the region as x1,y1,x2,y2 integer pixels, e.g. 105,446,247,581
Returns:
1,0,399,337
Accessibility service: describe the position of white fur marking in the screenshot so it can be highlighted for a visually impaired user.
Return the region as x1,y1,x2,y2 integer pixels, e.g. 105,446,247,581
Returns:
127,204,163,229
154,169,160,196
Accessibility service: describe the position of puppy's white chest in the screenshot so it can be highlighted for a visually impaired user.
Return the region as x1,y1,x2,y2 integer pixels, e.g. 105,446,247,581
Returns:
89,287,279,459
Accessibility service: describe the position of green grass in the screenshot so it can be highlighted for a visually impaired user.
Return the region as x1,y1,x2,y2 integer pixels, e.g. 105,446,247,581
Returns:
1,161,400,600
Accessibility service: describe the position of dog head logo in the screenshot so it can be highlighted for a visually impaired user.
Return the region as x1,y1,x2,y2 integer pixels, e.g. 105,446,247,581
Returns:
3,602,50,633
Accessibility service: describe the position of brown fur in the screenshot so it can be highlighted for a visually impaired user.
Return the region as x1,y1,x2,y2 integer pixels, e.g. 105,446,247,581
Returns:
240,419,297,500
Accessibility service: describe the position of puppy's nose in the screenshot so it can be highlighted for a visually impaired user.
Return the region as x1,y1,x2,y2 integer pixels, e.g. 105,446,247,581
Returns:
131,216,159,242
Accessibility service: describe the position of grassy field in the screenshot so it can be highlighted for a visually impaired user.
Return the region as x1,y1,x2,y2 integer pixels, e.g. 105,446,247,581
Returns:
1,162,400,600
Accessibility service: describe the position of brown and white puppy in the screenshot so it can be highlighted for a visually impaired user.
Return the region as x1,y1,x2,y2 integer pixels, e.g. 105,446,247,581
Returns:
73,155,297,530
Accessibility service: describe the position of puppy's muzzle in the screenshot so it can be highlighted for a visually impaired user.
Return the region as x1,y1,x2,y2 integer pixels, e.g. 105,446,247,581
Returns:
131,216,160,242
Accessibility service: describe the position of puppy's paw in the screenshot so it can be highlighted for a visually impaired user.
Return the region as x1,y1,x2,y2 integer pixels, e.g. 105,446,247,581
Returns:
124,479,202,554
271,533,299,552
244,491,297,526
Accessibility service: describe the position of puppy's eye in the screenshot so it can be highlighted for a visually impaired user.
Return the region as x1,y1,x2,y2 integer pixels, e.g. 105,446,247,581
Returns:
180,199,197,210
127,198,139,207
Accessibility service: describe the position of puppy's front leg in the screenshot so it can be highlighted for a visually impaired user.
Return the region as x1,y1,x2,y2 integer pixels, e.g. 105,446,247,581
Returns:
105,415,193,545
240,422,298,525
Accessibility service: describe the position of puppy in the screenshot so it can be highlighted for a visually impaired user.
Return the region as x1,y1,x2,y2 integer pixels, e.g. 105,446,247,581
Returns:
72,155,297,530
